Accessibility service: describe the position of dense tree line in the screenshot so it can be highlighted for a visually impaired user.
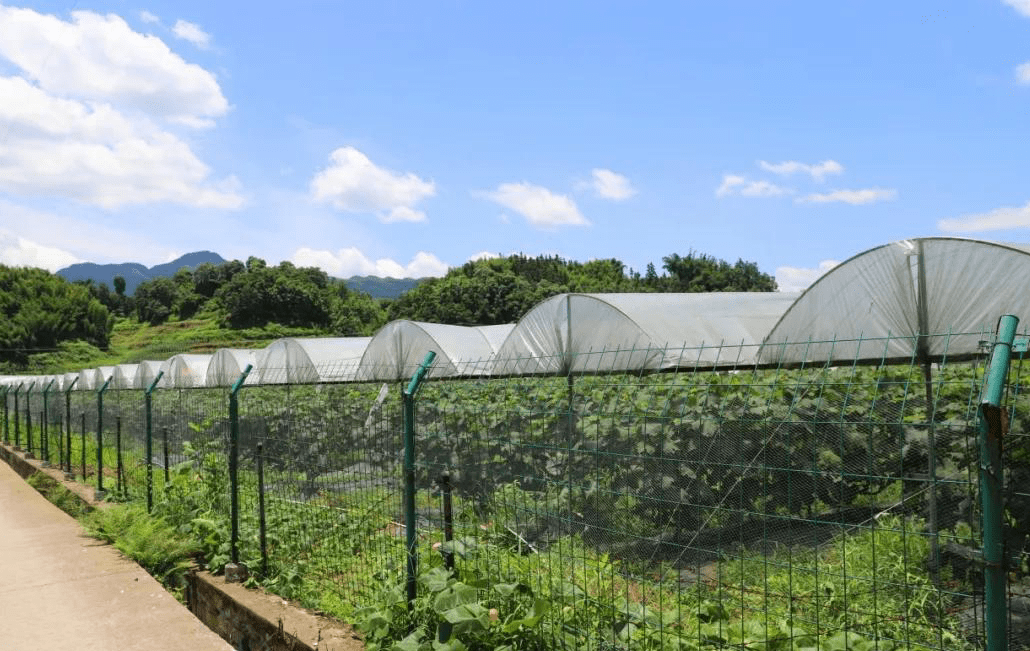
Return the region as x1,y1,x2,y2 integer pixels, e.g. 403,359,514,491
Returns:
0,265,113,366
130,257,388,334
0,250,775,367
387,252,777,325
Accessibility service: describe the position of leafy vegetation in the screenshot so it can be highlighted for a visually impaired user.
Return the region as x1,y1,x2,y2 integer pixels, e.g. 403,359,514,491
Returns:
9,354,1014,650
0,265,113,369
387,253,777,325
83,503,200,596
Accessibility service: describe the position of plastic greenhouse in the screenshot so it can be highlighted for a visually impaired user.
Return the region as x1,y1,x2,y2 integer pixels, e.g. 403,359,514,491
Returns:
255,337,372,385
207,348,259,387
133,361,164,390
492,292,801,376
758,237,1030,366
357,321,515,381
76,368,98,391
111,364,141,390
160,354,213,389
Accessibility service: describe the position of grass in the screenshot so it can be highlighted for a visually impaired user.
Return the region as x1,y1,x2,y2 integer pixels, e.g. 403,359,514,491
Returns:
17,311,328,374
25,472,92,518
82,503,200,597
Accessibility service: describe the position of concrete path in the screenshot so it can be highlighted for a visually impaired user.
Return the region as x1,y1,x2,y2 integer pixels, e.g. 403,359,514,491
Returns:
0,457,232,651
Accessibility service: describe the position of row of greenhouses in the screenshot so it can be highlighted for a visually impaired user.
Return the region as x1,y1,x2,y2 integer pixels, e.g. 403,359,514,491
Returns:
3,236,1030,390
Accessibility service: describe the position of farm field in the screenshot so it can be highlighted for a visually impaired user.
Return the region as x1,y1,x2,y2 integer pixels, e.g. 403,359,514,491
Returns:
8,349,1028,650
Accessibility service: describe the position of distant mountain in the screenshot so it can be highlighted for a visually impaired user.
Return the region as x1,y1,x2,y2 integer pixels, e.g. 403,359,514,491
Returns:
56,251,426,299
344,275,423,299
57,251,226,294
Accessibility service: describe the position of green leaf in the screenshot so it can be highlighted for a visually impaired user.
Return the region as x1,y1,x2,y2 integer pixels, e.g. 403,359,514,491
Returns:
431,638,467,651
491,581,527,597
442,603,489,636
392,628,427,651
420,566,453,593
432,582,479,614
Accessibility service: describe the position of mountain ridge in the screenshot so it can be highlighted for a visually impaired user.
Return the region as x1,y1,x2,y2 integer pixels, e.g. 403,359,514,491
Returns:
55,252,424,299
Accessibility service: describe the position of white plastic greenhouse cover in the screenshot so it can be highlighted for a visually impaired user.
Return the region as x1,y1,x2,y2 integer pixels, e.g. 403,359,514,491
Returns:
76,368,97,391
91,366,116,389
492,292,801,375
357,321,516,381
758,237,1030,365
256,337,372,384
207,348,259,387
111,364,140,389
160,354,213,389
133,361,164,390
61,372,79,391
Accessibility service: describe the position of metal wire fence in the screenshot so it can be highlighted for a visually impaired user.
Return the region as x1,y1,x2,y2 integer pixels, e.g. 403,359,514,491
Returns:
5,327,1030,650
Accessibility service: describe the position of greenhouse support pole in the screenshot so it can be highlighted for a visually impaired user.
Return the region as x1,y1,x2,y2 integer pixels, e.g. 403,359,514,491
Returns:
979,314,1017,651
42,379,54,466
24,382,34,457
64,377,78,476
913,239,941,579
403,351,436,613
96,377,111,499
226,364,253,583
144,371,164,513
13,383,21,449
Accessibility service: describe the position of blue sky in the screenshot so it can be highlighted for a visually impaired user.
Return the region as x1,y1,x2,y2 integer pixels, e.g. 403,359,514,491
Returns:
2,1,1030,292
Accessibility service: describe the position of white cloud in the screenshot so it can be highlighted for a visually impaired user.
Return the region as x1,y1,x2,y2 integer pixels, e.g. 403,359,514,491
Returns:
140,10,159,24
587,168,636,200
775,260,840,293
482,182,588,227
311,147,435,222
796,188,897,205
291,247,449,278
1003,0,1030,18
0,6,228,127
1017,62,1030,84
937,200,1030,232
172,19,211,49
0,76,242,209
0,199,191,265
759,159,844,181
468,251,501,262
0,229,81,271
715,174,790,198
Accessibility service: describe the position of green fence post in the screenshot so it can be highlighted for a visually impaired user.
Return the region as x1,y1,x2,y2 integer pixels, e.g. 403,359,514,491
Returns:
979,314,1018,651
226,364,253,583
42,379,54,466
24,382,35,458
2,387,8,444
145,371,164,513
96,376,111,500
65,377,78,477
403,351,436,613
14,383,22,449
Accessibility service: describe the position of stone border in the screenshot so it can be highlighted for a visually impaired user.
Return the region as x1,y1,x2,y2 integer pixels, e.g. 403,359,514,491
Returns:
0,443,363,651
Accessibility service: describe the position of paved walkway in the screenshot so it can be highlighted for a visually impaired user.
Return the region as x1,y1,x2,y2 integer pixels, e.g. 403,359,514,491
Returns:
0,456,232,651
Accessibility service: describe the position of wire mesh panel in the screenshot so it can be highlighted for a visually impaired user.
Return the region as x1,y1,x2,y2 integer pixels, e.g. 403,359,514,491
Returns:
103,390,147,498
236,361,406,614
404,334,992,651
1000,348,1030,651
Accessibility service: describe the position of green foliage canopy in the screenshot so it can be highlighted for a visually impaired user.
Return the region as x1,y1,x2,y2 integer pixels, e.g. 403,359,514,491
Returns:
388,252,777,325
0,265,113,366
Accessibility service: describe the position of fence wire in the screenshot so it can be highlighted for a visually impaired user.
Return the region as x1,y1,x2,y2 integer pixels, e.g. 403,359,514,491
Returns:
5,328,1030,650
409,333,998,650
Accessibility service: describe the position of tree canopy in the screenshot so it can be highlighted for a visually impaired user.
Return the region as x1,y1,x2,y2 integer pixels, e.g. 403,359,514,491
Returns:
0,249,777,370
0,265,113,367
131,257,390,334
387,252,777,325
